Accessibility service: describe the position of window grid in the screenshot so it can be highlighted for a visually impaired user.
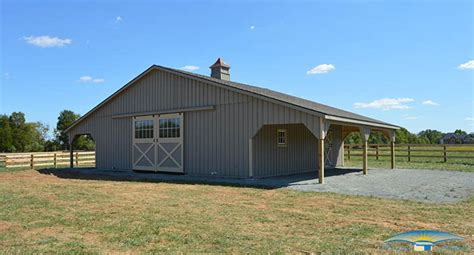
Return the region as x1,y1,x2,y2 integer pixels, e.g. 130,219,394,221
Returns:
159,118,181,138
134,120,154,139
277,129,287,146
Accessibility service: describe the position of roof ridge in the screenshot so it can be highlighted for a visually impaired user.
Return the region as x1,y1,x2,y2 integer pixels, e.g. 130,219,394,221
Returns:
165,66,397,127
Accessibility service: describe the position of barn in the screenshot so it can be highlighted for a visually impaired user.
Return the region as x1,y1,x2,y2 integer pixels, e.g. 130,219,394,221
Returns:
65,58,399,183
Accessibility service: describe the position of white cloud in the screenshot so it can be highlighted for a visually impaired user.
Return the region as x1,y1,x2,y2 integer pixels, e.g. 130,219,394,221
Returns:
79,76,104,83
458,60,474,70
3,73,9,79
307,64,335,74
466,117,474,121
403,116,418,120
23,35,72,48
116,16,123,23
250,25,255,30
181,65,200,71
354,98,414,110
422,100,439,106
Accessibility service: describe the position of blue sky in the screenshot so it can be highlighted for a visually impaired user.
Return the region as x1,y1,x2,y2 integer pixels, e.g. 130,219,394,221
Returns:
1,0,473,136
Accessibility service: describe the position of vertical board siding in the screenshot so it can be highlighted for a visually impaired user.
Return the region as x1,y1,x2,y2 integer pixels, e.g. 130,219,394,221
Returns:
69,69,321,177
253,124,318,177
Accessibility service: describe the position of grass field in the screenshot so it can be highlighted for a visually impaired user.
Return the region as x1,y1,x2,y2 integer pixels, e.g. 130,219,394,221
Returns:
344,145,474,172
0,169,472,253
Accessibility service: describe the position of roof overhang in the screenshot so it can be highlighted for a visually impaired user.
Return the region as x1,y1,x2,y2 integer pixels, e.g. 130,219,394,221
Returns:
325,115,399,130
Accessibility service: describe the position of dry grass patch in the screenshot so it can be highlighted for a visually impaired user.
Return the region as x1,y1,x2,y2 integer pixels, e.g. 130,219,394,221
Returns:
0,170,472,253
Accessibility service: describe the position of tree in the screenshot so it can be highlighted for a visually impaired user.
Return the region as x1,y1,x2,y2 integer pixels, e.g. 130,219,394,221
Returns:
74,134,96,151
454,129,467,136
55,110,95,151
23,122,49,152
344,132,361,144
418,129,444,144
9,112,29,152
55,110,80,149
0,115,14,152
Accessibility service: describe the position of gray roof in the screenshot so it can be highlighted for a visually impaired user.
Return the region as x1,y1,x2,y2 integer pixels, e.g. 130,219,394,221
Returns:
160,65,398,128
66,64,398,133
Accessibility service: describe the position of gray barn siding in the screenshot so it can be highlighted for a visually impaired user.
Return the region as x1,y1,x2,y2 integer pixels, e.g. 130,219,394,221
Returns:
68,69,322,177
253,124,318,178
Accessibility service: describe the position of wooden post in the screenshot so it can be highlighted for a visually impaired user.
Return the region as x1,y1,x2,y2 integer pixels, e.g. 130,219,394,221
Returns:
70,145,74,168
443,145,447,163
391,141,395,169
408,145,411,162
30,154,34,169
376,145,379,160
75,152,79,166
362,141,368,175
347,145,351,160
53,153,57,168
360,127,371,175
318,138,325,184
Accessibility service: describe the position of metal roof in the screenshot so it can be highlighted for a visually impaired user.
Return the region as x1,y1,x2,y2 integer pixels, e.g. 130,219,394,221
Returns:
66,64,399,133
161,66,398,128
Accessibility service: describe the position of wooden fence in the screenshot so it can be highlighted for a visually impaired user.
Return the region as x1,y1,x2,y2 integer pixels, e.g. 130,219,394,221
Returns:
344,144,474,162
0,151,95,169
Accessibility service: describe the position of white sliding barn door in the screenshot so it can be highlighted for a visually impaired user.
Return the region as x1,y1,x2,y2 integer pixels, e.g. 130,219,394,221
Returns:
156,113,184,173
132,116,156,171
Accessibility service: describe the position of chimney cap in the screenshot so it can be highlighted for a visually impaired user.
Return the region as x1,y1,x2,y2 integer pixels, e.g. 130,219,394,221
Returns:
210,58,230,69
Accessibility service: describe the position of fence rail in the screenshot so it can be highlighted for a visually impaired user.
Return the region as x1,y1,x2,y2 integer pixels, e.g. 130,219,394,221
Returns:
0,151,95,169
344,144,474,162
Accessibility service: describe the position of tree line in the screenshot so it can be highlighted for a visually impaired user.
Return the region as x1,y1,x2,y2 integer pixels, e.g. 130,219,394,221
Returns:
344,128,473,144
0,110,94,153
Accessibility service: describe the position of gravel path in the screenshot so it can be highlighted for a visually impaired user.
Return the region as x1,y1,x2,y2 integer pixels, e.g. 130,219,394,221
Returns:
40,167,474,203
286,168,474,203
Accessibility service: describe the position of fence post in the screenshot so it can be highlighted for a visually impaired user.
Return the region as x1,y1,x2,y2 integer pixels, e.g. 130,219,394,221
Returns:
376,145,379,160
443,146,447,163
30,154,34,169
75,152,79,166
348,146,351,160
54,153,57,168
408,145,411,162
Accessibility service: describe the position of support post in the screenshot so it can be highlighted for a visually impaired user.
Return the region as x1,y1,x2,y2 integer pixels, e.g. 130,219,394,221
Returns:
75,152,79,166
391,141,395,169
388,130,396,169
347,145,351,160
318,118,328,184
360,127,371,175
318,138,325,184
362,141,368,175
54,153,57,168
30,154,34,169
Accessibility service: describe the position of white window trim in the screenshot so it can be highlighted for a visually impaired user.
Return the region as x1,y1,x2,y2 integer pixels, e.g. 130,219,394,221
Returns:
277,129,287,147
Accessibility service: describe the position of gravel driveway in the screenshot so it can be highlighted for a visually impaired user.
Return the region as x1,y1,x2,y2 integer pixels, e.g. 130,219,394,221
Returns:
41,167,474,203
284,168,474,203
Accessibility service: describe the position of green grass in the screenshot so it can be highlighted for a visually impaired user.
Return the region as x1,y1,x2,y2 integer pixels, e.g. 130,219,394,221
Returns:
344,145,474,172
0,169,472,253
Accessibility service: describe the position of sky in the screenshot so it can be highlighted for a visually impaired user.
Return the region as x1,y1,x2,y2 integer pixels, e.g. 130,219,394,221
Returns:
1,0,473,137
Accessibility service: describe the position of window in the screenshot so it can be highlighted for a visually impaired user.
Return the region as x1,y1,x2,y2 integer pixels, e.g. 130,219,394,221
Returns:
134,120,154,139
159,117,181,138
277,129,287,146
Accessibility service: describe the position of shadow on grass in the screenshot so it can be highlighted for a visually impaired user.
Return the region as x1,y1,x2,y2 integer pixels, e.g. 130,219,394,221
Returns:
36,167,363,190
